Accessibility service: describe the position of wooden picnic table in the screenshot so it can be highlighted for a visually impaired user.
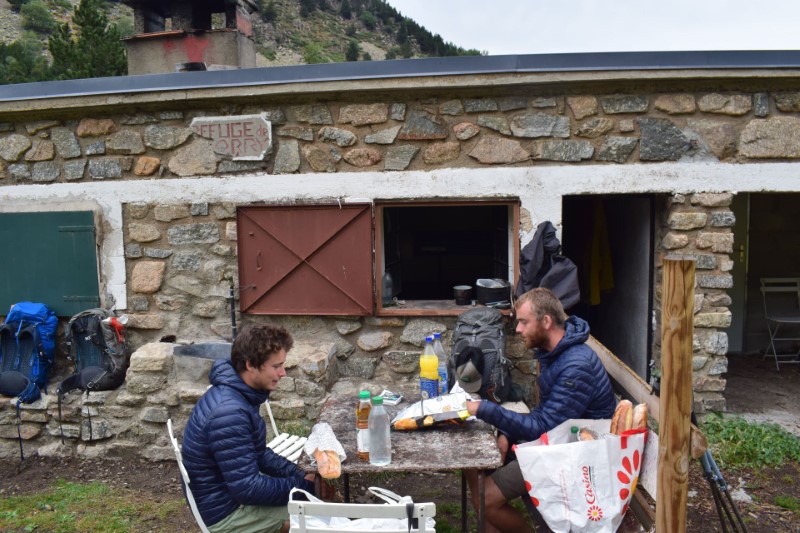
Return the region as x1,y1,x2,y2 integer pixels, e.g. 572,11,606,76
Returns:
299,395,503,533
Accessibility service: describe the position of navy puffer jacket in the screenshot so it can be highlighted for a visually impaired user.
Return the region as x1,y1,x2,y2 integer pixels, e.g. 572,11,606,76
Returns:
182,359,313,526
477,316,616,445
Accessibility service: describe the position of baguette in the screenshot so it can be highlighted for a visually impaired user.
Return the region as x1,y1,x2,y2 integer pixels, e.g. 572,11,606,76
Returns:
632,403,648,430
314,449,342,479
610,400,633,435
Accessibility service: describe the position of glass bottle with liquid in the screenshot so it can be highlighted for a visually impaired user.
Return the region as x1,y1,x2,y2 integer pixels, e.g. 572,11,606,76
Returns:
419,336,439,400
356,390,371,461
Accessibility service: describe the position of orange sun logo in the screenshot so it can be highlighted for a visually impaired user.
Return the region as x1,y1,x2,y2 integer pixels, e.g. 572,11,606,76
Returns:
587,504,603,521
524,480,540,507
616,449,641,502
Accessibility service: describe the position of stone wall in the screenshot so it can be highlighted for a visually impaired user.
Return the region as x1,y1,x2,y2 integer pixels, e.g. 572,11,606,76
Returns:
6,84,799,453
654,193,735,413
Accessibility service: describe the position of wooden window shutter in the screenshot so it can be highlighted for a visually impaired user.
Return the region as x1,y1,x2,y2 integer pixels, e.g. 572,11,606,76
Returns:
237,204,373,315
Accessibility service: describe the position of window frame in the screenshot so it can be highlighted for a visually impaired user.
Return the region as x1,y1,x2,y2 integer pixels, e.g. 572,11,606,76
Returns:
374,199,520,317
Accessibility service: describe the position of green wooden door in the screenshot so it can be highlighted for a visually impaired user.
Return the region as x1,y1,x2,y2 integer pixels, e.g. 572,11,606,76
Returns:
0,211,100,317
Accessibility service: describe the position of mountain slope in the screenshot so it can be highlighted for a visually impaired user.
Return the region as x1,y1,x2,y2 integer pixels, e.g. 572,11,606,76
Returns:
0,0,480,69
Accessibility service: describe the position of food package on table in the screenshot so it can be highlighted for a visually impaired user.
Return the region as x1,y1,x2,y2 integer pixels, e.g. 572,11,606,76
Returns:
303,422,346,479
391,392,472,431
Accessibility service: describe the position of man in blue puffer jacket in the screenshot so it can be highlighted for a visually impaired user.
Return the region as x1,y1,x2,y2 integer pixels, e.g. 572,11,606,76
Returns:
182,325,316,533
465,288,617,532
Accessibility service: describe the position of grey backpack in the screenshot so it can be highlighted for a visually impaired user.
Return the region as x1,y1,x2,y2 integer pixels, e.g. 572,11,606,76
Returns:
448,307,519,403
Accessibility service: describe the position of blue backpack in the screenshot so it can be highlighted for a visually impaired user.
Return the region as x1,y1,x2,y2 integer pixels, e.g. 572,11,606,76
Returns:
0,302,59,404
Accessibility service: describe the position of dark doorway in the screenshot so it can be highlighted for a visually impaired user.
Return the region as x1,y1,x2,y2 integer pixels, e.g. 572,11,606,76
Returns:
562,195,655,380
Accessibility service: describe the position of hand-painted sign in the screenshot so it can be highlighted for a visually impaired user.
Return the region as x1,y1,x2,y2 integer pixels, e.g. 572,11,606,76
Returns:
190,113,272,161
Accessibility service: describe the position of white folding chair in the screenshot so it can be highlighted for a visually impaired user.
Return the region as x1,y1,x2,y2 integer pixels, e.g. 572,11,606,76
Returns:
265,400,307,463
760,277,800,370
288,498,436,533
167,419,211,533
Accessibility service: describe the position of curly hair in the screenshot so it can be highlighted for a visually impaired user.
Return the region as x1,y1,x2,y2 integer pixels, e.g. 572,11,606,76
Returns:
515,287,567,328
230,324,294,373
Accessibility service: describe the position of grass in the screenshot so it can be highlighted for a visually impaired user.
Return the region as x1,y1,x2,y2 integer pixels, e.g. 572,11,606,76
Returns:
0,479,185,532
775,494,800,514
702,413,800,470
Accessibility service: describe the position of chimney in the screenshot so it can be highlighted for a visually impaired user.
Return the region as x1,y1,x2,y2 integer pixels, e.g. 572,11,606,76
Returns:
121,0,258,75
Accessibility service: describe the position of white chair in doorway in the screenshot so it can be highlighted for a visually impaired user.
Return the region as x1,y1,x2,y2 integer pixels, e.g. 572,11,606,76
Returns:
166,419,210,533
760,277,800,370
265,400,307,463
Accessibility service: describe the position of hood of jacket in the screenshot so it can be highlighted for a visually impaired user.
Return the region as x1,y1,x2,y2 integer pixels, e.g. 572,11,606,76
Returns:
208,358,269,406
535,315,590,364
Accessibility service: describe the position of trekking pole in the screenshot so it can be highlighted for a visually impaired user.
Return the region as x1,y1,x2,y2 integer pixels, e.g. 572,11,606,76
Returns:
229,285,237,341
704,449,750,533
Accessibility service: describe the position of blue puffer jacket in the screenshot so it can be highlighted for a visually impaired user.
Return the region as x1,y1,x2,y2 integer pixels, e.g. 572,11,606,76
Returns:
182,359,313,526
477,316,617,444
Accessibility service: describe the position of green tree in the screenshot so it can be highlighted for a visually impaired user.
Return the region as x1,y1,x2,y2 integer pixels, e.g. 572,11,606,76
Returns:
340,0,352,19
261,1,278,23
48,0,127,80
21,0,56,33
299,0,316,18
359,11,376,30
345,40,359,62
8,0,30,12
362,52,372,61
0,33,50,84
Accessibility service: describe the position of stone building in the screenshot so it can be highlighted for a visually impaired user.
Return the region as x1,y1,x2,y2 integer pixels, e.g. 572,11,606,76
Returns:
1,50,800,459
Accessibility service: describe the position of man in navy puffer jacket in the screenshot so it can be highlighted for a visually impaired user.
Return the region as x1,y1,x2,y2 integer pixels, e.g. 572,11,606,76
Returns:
182,325,316,533
465,288,617,532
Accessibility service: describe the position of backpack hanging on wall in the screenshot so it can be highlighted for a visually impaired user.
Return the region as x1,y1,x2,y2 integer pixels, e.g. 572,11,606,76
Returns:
56,308,128,441
447,307,521,403
0,302,58,404
57,308,128,396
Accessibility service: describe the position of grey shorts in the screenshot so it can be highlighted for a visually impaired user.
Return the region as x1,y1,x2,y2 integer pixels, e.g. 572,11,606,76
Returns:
490,459,528,501
207,504,289,533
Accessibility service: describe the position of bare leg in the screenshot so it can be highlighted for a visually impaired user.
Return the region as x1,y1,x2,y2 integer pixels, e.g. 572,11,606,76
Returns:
465,470,532,533
280,520,290,533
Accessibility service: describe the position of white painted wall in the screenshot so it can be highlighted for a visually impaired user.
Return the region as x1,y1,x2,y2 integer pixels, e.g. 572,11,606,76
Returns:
2,162,799,310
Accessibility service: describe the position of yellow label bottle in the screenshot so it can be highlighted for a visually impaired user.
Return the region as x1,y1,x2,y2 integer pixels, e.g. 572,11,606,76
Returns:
420,336,439,399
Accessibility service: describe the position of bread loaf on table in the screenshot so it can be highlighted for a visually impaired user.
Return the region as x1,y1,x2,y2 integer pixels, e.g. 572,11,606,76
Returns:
314,449,341,479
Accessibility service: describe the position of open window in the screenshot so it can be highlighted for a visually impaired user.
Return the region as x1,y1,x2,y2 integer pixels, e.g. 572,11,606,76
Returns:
376,201,519,316
237,201,519,316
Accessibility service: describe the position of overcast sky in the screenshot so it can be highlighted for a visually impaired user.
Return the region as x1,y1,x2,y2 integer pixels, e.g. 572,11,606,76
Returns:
385,0,800,56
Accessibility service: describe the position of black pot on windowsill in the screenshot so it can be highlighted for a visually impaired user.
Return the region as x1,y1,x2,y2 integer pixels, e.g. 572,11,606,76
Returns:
475,279,511,305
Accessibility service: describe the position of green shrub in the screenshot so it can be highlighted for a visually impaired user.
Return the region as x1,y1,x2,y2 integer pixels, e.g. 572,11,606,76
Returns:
362,52,372,61
21,0,55,33
302,42,328,64
702,413,800,469
359,11,376,30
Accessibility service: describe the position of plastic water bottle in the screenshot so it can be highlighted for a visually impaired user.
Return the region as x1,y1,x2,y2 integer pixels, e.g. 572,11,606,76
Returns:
433,332,448,395
356,390,371,461
368,396,391,466
419,336,439,400
381,271,394,306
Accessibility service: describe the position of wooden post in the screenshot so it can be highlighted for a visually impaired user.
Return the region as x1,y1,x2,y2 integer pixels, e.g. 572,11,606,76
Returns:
656,256,695,532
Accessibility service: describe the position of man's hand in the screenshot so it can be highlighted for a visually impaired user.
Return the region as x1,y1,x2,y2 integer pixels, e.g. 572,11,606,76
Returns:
466,400,481,416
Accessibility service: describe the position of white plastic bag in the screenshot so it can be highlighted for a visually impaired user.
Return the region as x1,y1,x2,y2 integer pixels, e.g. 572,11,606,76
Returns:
288,486,436,531
515,418,647,533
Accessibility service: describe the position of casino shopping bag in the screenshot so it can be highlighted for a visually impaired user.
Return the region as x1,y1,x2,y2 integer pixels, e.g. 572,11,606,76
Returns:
515,419,647,533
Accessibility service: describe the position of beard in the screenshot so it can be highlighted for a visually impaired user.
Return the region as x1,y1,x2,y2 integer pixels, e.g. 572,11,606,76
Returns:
523,328,549,350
